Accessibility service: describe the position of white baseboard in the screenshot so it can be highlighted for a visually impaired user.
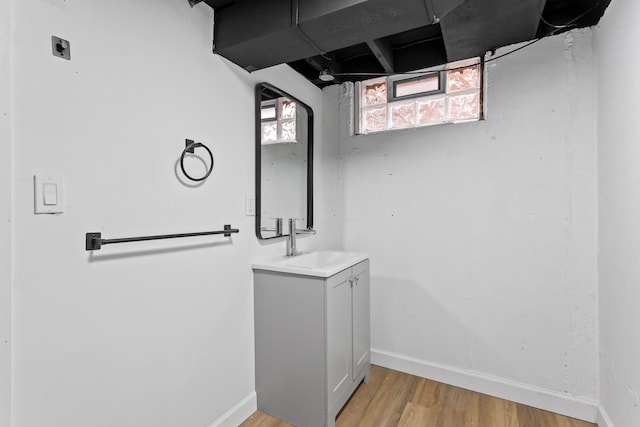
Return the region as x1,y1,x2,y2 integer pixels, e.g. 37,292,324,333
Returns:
207,391,257,427
371,348,599,423
597,405,614,427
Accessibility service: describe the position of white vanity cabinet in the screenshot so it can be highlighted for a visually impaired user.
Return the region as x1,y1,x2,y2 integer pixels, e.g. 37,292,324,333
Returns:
253,257,370,427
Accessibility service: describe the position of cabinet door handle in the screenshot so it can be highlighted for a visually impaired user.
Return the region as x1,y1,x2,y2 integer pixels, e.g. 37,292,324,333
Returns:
349,278,354,287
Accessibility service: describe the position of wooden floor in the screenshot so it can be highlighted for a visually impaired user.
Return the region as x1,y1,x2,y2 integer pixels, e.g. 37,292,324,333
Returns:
241,365,596,427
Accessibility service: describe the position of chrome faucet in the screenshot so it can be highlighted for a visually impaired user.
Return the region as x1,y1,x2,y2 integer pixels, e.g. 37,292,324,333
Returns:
286,218,316,257
260,217,283,236
286,219,297,257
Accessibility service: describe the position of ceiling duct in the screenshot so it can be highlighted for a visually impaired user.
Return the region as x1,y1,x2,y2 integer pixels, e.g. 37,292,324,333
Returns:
213,0,318,71
214,0,435,72
425,0,466,20
203,0,236,8
208,0,611,87
440,0,544,61
296,0,434,52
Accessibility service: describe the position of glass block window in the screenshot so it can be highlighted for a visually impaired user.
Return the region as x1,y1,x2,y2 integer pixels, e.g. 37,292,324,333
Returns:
261,97,298,145
261,121,277,144
447,66,480,92
448,92,479,121
357,60,482,134
362,77,387,106
389,101,415,129
417,96,445,126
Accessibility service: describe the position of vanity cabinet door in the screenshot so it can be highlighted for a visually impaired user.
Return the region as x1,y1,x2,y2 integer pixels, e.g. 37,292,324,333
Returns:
254,257,370,427
351,260,370,379
326,268,353,410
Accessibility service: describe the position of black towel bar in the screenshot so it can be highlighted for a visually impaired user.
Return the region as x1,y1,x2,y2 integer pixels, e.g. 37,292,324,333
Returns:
85,225,239,251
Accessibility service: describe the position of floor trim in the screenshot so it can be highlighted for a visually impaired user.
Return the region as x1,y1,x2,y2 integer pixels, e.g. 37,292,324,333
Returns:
207,391,257,427
371,348,599,423
596,405,614,427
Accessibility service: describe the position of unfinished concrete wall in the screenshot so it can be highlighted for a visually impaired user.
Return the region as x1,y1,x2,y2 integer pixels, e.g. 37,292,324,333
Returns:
329,29,599,420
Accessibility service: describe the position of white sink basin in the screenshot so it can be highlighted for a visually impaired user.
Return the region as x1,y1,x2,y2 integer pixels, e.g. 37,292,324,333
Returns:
252,250,369,278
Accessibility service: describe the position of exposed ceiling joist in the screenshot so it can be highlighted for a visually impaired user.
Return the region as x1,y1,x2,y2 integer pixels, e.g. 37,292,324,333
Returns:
366,39,395,74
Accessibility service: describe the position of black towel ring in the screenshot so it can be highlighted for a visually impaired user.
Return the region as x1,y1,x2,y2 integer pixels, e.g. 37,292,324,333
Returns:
180,141,214,182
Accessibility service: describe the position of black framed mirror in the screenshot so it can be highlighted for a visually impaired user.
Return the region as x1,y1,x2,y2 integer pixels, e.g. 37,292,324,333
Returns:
255,83,313,240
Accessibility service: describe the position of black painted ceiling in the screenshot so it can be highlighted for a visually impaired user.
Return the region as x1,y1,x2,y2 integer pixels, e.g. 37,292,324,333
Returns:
203,0,610,87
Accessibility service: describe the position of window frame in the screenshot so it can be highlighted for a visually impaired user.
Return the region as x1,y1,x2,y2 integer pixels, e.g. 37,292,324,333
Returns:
388,71,445,102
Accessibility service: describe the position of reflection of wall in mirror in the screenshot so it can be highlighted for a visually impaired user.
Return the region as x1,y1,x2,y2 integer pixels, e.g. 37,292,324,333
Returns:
261,105,308,227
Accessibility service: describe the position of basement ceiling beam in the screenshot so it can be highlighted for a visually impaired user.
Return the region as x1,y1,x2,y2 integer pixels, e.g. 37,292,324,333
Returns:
366,39,395,74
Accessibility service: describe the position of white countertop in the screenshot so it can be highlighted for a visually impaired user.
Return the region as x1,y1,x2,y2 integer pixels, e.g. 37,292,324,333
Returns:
252,250,369,278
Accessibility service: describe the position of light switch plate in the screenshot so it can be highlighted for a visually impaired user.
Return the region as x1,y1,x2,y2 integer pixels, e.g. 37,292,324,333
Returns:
245,194,255,216
34,175,64,214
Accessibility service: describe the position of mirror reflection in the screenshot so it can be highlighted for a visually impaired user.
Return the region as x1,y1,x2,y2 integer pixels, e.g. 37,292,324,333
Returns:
256,83,313,240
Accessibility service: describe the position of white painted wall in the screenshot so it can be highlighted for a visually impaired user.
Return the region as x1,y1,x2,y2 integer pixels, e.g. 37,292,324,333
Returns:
332,30,599,417
9,0,334,426
10,0,629,425
0,1,12,425
596,0,640,425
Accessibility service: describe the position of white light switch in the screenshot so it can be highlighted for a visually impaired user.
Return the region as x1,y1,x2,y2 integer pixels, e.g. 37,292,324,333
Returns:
43,183,57,205
245,194,255,216
34,175,64,214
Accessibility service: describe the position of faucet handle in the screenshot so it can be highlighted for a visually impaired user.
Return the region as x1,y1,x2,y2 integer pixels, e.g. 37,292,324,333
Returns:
271,217,283,236
296,227,317,235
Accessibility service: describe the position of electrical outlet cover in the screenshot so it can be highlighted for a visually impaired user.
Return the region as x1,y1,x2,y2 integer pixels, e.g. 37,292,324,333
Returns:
52,36,70,60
